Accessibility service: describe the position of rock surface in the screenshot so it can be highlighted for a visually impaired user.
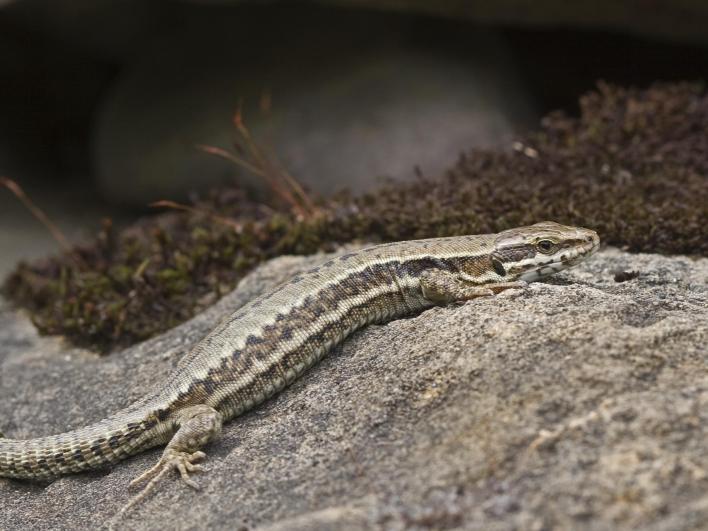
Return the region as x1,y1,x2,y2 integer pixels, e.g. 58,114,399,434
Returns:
0,247,706,530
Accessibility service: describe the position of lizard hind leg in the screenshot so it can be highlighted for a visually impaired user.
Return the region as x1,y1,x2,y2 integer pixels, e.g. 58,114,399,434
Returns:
124,404,223,511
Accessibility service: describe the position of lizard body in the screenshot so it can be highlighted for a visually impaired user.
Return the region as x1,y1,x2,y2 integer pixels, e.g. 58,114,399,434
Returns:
0,221,599,493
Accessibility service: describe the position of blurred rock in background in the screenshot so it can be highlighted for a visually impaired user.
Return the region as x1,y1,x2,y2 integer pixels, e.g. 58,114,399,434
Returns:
94,7,534,204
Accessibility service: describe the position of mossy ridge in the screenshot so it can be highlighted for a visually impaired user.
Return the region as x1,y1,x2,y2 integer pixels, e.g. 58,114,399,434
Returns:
3,82,707,353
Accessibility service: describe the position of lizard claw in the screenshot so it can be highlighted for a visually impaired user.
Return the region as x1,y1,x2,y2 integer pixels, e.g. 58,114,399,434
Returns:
174,452,206,489
129,449,207,491
120,450,208,520
124,404,222,510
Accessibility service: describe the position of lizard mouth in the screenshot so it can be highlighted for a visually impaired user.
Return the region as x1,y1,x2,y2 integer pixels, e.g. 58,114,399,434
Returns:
563,232,600,265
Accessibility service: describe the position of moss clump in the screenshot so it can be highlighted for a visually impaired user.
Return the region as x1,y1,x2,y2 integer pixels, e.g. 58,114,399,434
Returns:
3,82,707,352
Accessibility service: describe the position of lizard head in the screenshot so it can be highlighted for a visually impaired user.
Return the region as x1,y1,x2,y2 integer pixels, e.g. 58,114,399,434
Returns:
491,221,600,282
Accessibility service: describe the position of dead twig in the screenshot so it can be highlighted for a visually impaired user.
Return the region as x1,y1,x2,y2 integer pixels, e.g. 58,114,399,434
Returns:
197,99,318,220
1,176,86,267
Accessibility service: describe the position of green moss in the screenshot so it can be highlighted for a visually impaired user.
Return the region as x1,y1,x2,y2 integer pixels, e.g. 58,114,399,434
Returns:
3,82,707,352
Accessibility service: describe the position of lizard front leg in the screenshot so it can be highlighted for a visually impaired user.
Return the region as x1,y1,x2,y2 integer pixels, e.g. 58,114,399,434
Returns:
122,405,223,512
420,269,527,304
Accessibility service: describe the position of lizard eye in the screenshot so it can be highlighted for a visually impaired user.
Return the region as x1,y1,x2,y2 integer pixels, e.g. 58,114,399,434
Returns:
537,239,555,253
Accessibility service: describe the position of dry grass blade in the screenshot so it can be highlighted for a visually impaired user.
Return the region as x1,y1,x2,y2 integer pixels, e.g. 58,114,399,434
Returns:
232,106,308,217
0,176,85,267
198,102,317,220
195,145,264,180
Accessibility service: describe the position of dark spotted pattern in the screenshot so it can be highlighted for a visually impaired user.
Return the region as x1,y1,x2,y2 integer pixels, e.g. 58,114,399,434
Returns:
212,288,421,415
158,254,494,419
0,416,160,479
492,257,506,277
495,244,536,264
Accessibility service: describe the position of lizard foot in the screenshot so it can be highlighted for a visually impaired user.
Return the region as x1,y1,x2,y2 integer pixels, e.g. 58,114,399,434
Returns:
116,405,222,522
118,450,207,521
129,449,206,491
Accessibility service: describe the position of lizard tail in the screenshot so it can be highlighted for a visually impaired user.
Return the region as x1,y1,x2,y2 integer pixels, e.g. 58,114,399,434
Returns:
0,410,164,480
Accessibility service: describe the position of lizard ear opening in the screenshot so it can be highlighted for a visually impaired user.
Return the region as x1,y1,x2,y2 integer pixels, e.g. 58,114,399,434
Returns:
491,257,506,277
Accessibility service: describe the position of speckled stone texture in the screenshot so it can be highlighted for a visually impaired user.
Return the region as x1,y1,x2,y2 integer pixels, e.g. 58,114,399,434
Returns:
0,247,706,530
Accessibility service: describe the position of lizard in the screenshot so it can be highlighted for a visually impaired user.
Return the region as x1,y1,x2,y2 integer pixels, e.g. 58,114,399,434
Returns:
0,221,599,500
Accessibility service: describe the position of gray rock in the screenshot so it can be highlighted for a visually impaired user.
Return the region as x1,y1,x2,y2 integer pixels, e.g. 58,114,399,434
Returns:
93,9,534,205
1,246,707,530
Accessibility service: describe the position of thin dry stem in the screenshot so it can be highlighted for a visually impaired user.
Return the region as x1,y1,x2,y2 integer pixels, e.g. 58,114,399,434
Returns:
236,108,313,217
199,103,317,220
1,176,85,267
196,145,265,179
